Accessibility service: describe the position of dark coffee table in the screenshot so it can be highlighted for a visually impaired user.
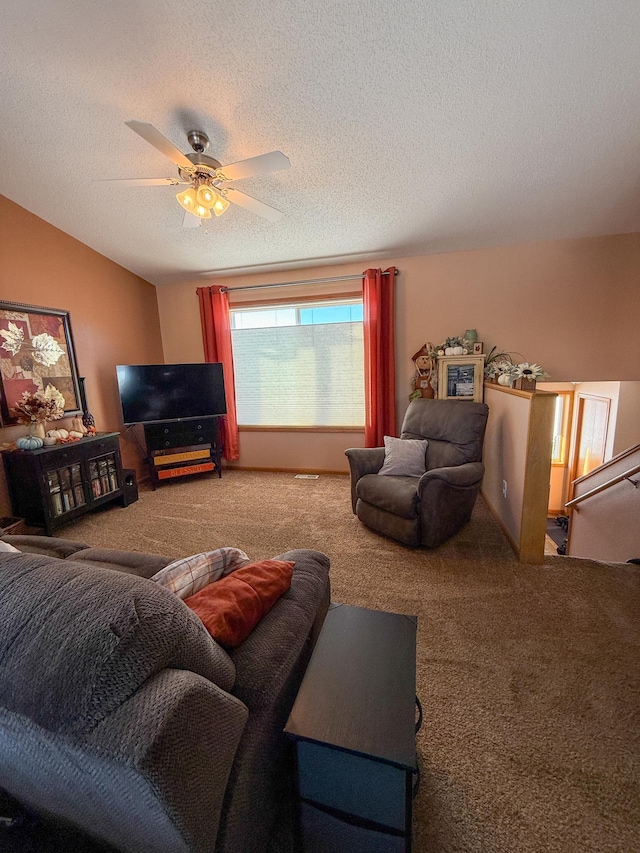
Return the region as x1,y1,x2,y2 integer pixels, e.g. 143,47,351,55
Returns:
284,603,417,852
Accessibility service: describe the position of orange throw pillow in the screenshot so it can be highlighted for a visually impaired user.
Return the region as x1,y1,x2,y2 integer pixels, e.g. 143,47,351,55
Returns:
184,559,294,648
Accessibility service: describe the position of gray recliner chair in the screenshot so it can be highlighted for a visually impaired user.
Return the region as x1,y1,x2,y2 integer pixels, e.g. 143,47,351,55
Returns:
345,398,489,547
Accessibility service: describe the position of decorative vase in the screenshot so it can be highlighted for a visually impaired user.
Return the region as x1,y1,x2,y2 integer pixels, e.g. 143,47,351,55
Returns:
514,377,536,391
464,329,478,342
78,377,96,431
28,421,46,439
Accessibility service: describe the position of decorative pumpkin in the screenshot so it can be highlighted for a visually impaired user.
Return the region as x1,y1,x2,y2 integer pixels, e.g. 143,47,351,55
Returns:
43,436,58,446
17,435,44,450
71,416,88,435
47,428,70,440
498,373,513,386
69,430,84,439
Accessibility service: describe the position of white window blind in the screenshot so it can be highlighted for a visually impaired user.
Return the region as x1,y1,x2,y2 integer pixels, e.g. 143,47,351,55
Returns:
230,298,364,427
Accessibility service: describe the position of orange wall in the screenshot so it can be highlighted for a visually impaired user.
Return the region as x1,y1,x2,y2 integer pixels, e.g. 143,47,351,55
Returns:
0,195,164,515
157,233,640,471
2,193,638,504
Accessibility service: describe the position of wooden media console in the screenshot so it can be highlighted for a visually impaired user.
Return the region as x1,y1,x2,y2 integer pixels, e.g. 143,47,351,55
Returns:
144,417,222,489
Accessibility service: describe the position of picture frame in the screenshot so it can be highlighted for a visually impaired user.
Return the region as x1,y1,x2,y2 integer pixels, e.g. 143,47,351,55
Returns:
473,342,484,354
0,301,82,426
436,354,486,403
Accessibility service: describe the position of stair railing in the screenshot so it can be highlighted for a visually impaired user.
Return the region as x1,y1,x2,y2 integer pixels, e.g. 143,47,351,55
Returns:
565,463,640,511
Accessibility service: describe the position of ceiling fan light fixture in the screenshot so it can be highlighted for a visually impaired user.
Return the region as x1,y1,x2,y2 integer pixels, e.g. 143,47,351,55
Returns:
196,183,217,208
176,186,198,213
194,202,212,219
212,194,230,216
123,121,290,224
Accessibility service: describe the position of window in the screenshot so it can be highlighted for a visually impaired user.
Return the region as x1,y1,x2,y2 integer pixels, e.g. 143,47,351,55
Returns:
551,392,573,465
230,297,364,427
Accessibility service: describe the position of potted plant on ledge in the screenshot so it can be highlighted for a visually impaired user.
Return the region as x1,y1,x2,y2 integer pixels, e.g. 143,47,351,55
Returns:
483,348,516,385
511,362,548,391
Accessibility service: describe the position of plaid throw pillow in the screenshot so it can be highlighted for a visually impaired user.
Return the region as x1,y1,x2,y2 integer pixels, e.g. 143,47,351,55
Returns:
151,547,251,599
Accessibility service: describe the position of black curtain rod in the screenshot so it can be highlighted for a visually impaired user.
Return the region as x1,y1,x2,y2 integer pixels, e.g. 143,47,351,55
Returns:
214,268,398,294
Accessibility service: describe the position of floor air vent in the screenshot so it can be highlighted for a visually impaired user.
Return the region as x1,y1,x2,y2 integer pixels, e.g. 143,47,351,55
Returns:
294,474,319,479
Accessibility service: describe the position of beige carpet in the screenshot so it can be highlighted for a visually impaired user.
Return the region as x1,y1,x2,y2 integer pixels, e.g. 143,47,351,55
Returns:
65,470,640,853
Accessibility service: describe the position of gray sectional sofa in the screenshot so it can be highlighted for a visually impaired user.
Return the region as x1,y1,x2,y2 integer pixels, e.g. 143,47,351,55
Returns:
0,535,331,853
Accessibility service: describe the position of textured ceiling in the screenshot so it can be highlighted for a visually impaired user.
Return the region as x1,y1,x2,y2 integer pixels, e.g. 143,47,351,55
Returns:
1,0,639,286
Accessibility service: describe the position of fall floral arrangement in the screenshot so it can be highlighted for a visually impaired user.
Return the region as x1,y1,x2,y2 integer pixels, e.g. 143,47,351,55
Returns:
12,385,65,425
512,362,548,381
432,336,472,356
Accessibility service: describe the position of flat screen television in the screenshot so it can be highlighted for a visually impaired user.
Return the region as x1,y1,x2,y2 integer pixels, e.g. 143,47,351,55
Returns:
116,363,227,426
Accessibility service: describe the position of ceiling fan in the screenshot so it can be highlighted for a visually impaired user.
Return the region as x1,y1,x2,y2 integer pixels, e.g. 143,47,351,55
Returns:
107,121,290,226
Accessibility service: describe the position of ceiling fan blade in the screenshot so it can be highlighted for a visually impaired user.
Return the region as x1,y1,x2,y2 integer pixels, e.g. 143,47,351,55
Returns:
225,188,284,221
125,121,194,170
216,151,290,183
98,178,179,186
182,211,201,228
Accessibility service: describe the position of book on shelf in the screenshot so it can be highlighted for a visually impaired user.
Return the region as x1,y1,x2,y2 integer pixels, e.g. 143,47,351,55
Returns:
50,492,63,516
107,459,118,491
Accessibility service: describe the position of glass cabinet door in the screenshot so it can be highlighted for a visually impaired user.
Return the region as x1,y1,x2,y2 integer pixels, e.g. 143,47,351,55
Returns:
46,462,86,518
88,453,120,499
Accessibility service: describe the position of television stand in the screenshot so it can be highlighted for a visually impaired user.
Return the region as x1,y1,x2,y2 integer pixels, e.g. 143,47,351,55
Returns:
143,418,222,489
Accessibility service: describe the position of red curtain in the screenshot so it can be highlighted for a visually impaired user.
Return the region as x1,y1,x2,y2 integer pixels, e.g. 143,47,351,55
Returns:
196,286,240,461
363,267,396,447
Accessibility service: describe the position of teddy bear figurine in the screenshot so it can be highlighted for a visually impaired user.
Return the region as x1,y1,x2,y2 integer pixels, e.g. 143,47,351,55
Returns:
409,343,436,400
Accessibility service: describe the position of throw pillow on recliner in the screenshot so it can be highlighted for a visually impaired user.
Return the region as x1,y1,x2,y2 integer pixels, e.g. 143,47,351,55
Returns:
378,435,429,477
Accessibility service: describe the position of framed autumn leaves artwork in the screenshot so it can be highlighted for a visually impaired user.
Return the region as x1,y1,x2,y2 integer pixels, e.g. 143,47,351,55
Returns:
0,302,82,426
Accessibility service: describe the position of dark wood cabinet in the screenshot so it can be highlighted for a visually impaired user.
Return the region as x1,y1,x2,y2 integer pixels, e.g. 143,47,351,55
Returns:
144,418,222,489
2,432,125,535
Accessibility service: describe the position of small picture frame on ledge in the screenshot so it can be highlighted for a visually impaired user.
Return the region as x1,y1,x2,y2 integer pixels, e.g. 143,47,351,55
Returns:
436,355,486,403
473,342,484,354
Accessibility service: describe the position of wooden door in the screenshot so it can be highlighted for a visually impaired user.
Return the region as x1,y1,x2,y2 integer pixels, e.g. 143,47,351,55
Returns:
572,394,610,482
